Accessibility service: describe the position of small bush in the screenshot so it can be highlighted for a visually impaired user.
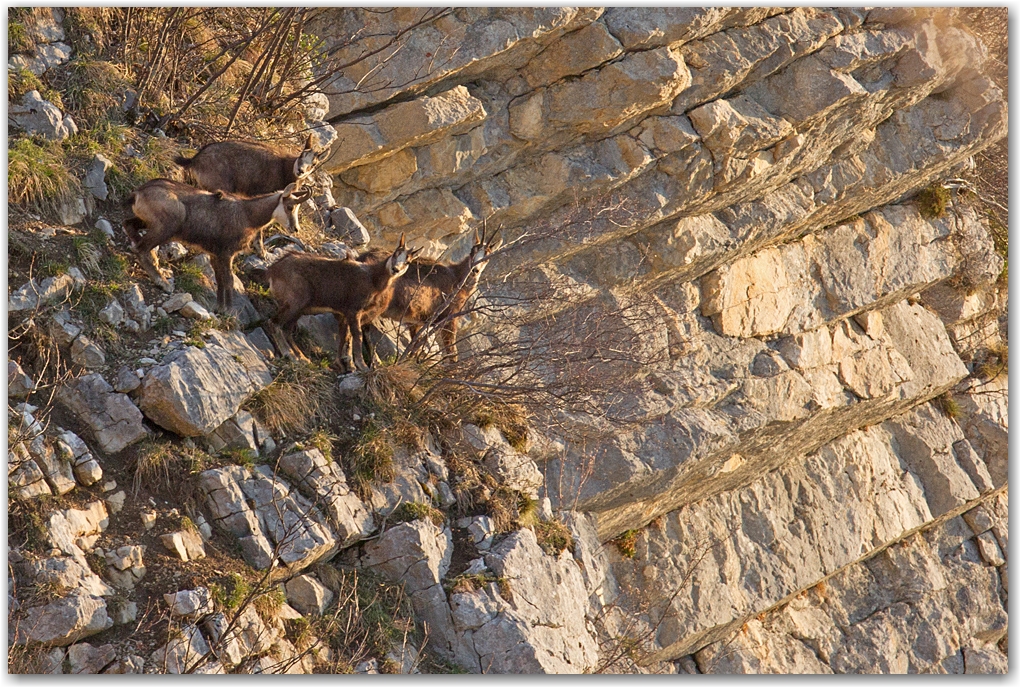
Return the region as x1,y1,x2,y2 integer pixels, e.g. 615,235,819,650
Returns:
533,519,574,556
210,572,250,611
612,529,639,558
916,184,951,220
976,342,1008,381
391,501,445,527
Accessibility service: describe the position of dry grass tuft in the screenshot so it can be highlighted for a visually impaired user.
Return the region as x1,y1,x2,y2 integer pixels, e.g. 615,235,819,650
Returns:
8,137,79,217
131,437,209,504
244,358,337,436
533,518,574,556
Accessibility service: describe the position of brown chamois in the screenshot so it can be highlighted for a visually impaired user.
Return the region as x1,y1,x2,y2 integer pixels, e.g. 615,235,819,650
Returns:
361,227,500,362
174,135,329,257
123,179,311,310
266,234,417,372
174,134,327,197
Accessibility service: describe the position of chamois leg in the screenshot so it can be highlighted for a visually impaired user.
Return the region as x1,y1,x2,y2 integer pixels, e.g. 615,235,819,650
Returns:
124,218,174,293
337,312,358,373
139,247,174,293
440,319,459,363
257,227,268,260
266,299,304,361
349,314,370,372
211,253,237,312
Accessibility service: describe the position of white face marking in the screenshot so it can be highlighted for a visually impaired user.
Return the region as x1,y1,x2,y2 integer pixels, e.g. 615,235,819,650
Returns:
294,149,316,178
273,201,299,232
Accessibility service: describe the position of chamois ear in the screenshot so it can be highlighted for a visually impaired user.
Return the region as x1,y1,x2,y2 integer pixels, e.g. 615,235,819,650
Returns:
409,246,423,259
398,233,406,249
283,182,297,196
474,226,481,244
304,134,314,151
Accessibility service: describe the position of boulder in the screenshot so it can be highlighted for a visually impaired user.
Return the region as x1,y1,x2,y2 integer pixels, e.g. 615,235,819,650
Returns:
15,593,113,647
8,360,36,398
9,90,75,140
163,587,214,619
57,374,147,453
284,574,334,616
199,465,337,575
66,642,117,674
278,448,374,545
70,336,106,368
84,154,112,201
46,501,109,557
137,332,271,436
160,530,206,562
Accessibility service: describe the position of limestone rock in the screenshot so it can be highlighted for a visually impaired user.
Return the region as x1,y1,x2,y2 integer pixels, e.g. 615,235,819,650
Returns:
66,642,117,674
70,336,106,369
99,298,125,327
160,530,206,562
199,465,337,575
57,374,146,453
164,587,214,619
138,332,271,436
9,90,75,140
8,360,36,398
121,284,152,331
278,448,374,545
326,86,487,172
15,593,113,647
162,292,193,313
105,545,145,591
84,154,112,201
58,374,146,453
285,574,334,616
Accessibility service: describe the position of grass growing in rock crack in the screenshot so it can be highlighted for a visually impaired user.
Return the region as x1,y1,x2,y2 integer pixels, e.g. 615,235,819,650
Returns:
473,401,530,452
533,518,574,556
976,342,1008,381
391,501,445,527
935,392,961,419
172,261,210,299
916,184,951,219
612,529,640,559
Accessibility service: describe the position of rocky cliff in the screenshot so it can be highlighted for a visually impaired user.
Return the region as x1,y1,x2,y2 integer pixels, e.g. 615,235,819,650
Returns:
8,7,1007,674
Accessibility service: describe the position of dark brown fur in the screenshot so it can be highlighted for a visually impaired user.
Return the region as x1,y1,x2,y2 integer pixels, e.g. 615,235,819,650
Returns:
266,237,413,371
174,135,325,197
124,179,309,309
359,236,491,361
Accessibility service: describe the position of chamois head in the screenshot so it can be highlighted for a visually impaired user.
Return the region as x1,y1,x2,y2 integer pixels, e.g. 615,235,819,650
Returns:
294,134,330,179
272,182,313,233
386,233,418,278
468,224,503,276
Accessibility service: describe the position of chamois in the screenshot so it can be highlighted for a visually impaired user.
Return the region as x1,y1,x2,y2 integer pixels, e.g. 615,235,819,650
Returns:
174,134,327,197
174,135,330,257
266,234,417,372
362,227,500,362
123,179,311,310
